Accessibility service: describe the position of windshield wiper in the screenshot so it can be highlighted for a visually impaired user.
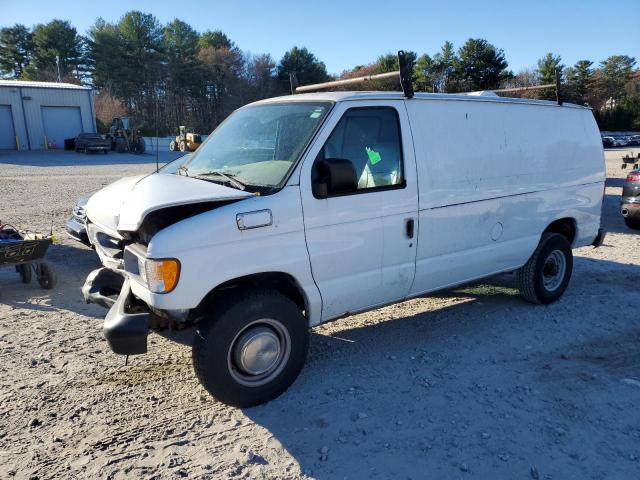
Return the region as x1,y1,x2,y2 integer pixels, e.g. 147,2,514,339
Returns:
196,170,246,191
177,165,189,176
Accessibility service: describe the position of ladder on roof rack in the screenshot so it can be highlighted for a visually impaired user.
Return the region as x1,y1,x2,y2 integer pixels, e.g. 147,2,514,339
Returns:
294,51,414,99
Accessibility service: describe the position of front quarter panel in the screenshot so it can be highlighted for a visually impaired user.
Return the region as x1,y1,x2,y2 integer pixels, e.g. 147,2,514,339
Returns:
131,185,322,324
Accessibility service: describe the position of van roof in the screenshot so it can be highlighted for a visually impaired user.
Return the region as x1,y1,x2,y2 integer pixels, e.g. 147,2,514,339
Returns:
252,91,589,110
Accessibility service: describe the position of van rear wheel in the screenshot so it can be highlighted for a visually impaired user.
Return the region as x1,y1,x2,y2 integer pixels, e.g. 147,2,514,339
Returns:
192,289,309,407
517,233,573,304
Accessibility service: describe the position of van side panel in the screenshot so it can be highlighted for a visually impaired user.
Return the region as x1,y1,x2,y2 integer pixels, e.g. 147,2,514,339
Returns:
406,99,604,296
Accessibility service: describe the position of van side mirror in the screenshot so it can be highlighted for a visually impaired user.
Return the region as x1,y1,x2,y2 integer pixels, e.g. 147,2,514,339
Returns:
312,158,358,198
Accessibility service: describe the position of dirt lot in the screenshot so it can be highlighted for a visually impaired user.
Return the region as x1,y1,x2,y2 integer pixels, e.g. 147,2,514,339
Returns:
0,148,639,480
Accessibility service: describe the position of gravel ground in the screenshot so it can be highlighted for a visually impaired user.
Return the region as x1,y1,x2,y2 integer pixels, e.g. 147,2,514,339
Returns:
0,148,639,480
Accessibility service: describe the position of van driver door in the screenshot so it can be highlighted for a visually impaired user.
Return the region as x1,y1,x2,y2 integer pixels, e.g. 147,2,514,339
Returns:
299,100,418,321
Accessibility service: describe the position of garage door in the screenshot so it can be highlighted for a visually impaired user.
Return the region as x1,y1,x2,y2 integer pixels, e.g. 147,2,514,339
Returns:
41,106,83,149
0,105,16,149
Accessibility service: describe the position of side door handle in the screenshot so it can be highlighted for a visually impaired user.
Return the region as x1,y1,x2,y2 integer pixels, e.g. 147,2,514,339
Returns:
405,218,415,239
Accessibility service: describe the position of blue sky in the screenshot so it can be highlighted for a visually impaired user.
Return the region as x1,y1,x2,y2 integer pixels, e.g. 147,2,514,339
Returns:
1,0,638,74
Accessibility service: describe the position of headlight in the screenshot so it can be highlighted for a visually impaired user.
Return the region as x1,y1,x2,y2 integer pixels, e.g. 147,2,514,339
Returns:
139,258,180,293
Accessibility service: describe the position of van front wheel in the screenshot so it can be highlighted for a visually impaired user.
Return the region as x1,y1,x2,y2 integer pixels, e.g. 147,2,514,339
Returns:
517,233,573,304
192,290,309,407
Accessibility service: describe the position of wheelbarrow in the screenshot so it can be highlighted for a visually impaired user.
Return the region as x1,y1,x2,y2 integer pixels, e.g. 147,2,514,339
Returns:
621,152,640,170
0,223,57,290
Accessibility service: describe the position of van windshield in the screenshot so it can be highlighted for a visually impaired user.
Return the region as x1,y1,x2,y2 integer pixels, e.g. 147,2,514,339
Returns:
182,102,331,191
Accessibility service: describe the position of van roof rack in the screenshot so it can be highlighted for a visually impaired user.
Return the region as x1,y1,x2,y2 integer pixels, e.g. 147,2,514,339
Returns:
294,51,414,99
295,56,562,106
481,69,563,105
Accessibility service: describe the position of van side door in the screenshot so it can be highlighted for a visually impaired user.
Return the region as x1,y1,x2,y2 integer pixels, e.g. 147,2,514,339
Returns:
299,101,418,321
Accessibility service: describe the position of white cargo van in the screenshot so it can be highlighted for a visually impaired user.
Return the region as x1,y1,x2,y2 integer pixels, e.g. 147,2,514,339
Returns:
82,91,605,407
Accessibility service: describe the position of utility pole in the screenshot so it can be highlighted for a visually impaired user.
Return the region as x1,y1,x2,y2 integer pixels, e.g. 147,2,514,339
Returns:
155,94,159,173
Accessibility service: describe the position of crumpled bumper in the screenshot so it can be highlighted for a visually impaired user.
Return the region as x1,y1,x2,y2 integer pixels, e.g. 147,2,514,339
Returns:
66,215,90,246
81,267,124,309
82,267,149,355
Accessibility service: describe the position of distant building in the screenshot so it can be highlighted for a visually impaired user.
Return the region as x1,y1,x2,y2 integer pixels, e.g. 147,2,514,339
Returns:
0,80,96,150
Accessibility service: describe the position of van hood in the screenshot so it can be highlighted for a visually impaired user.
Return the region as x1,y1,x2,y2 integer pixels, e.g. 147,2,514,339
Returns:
86,173,253,234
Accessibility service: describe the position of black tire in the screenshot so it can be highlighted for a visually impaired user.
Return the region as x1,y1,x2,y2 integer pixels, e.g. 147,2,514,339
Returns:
36,262,57,290
624,217,640,230
18,264,32,284
517,233,573,305
169,141,176,151
193,289,309,407
115,137,126,153
179,140,187,152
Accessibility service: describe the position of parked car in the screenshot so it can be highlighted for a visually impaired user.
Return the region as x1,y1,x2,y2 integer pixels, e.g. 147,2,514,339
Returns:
66,155,193,247
614,136,629,147
80,91,605,407
602,136,616,148
627,135,640,146
621,169,640,229
75,133,110,154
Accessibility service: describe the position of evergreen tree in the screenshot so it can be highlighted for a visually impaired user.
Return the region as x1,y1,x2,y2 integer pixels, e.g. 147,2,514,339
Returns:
0,24,33,78
454,38,510,91
23,20,84,81
276,46,329,93
597,55,636,101
163,19,200,128
537,53,564,84
565,59,593,103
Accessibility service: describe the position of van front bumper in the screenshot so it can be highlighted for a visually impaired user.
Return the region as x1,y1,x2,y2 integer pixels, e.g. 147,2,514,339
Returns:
104,279,149,355
82,267,149,355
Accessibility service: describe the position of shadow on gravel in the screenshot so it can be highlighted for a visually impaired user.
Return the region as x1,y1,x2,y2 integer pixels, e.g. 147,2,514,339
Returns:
0,242,100,313
0,150,182,167
241,259,640,479
606,177,625,189
601,191,640,235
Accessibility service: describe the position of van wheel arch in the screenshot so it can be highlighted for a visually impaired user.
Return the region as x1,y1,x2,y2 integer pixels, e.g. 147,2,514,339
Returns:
544,218,576,246
197,272,309,322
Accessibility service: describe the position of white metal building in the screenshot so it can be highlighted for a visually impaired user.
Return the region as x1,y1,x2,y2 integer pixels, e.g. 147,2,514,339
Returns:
0,80,96,150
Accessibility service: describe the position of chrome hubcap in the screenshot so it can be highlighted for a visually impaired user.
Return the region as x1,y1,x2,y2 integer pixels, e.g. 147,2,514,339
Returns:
228,319,291,387
234,327,280,375
543,250,566,291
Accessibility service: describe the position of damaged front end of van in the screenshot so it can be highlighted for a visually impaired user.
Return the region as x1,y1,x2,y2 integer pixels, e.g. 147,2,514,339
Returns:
81,171,254,355
81,101,331,361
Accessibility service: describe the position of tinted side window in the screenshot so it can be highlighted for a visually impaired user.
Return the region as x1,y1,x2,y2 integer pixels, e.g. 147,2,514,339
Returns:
321,107,404,192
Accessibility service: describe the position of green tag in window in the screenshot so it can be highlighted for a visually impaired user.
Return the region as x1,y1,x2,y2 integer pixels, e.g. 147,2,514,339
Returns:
366,147,381,165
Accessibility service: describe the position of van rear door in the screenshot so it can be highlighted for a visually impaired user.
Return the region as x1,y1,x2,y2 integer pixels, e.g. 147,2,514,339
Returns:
299,100,418,320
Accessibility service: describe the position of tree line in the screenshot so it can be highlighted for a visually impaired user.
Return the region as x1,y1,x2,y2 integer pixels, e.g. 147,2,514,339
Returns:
0,12,638,133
